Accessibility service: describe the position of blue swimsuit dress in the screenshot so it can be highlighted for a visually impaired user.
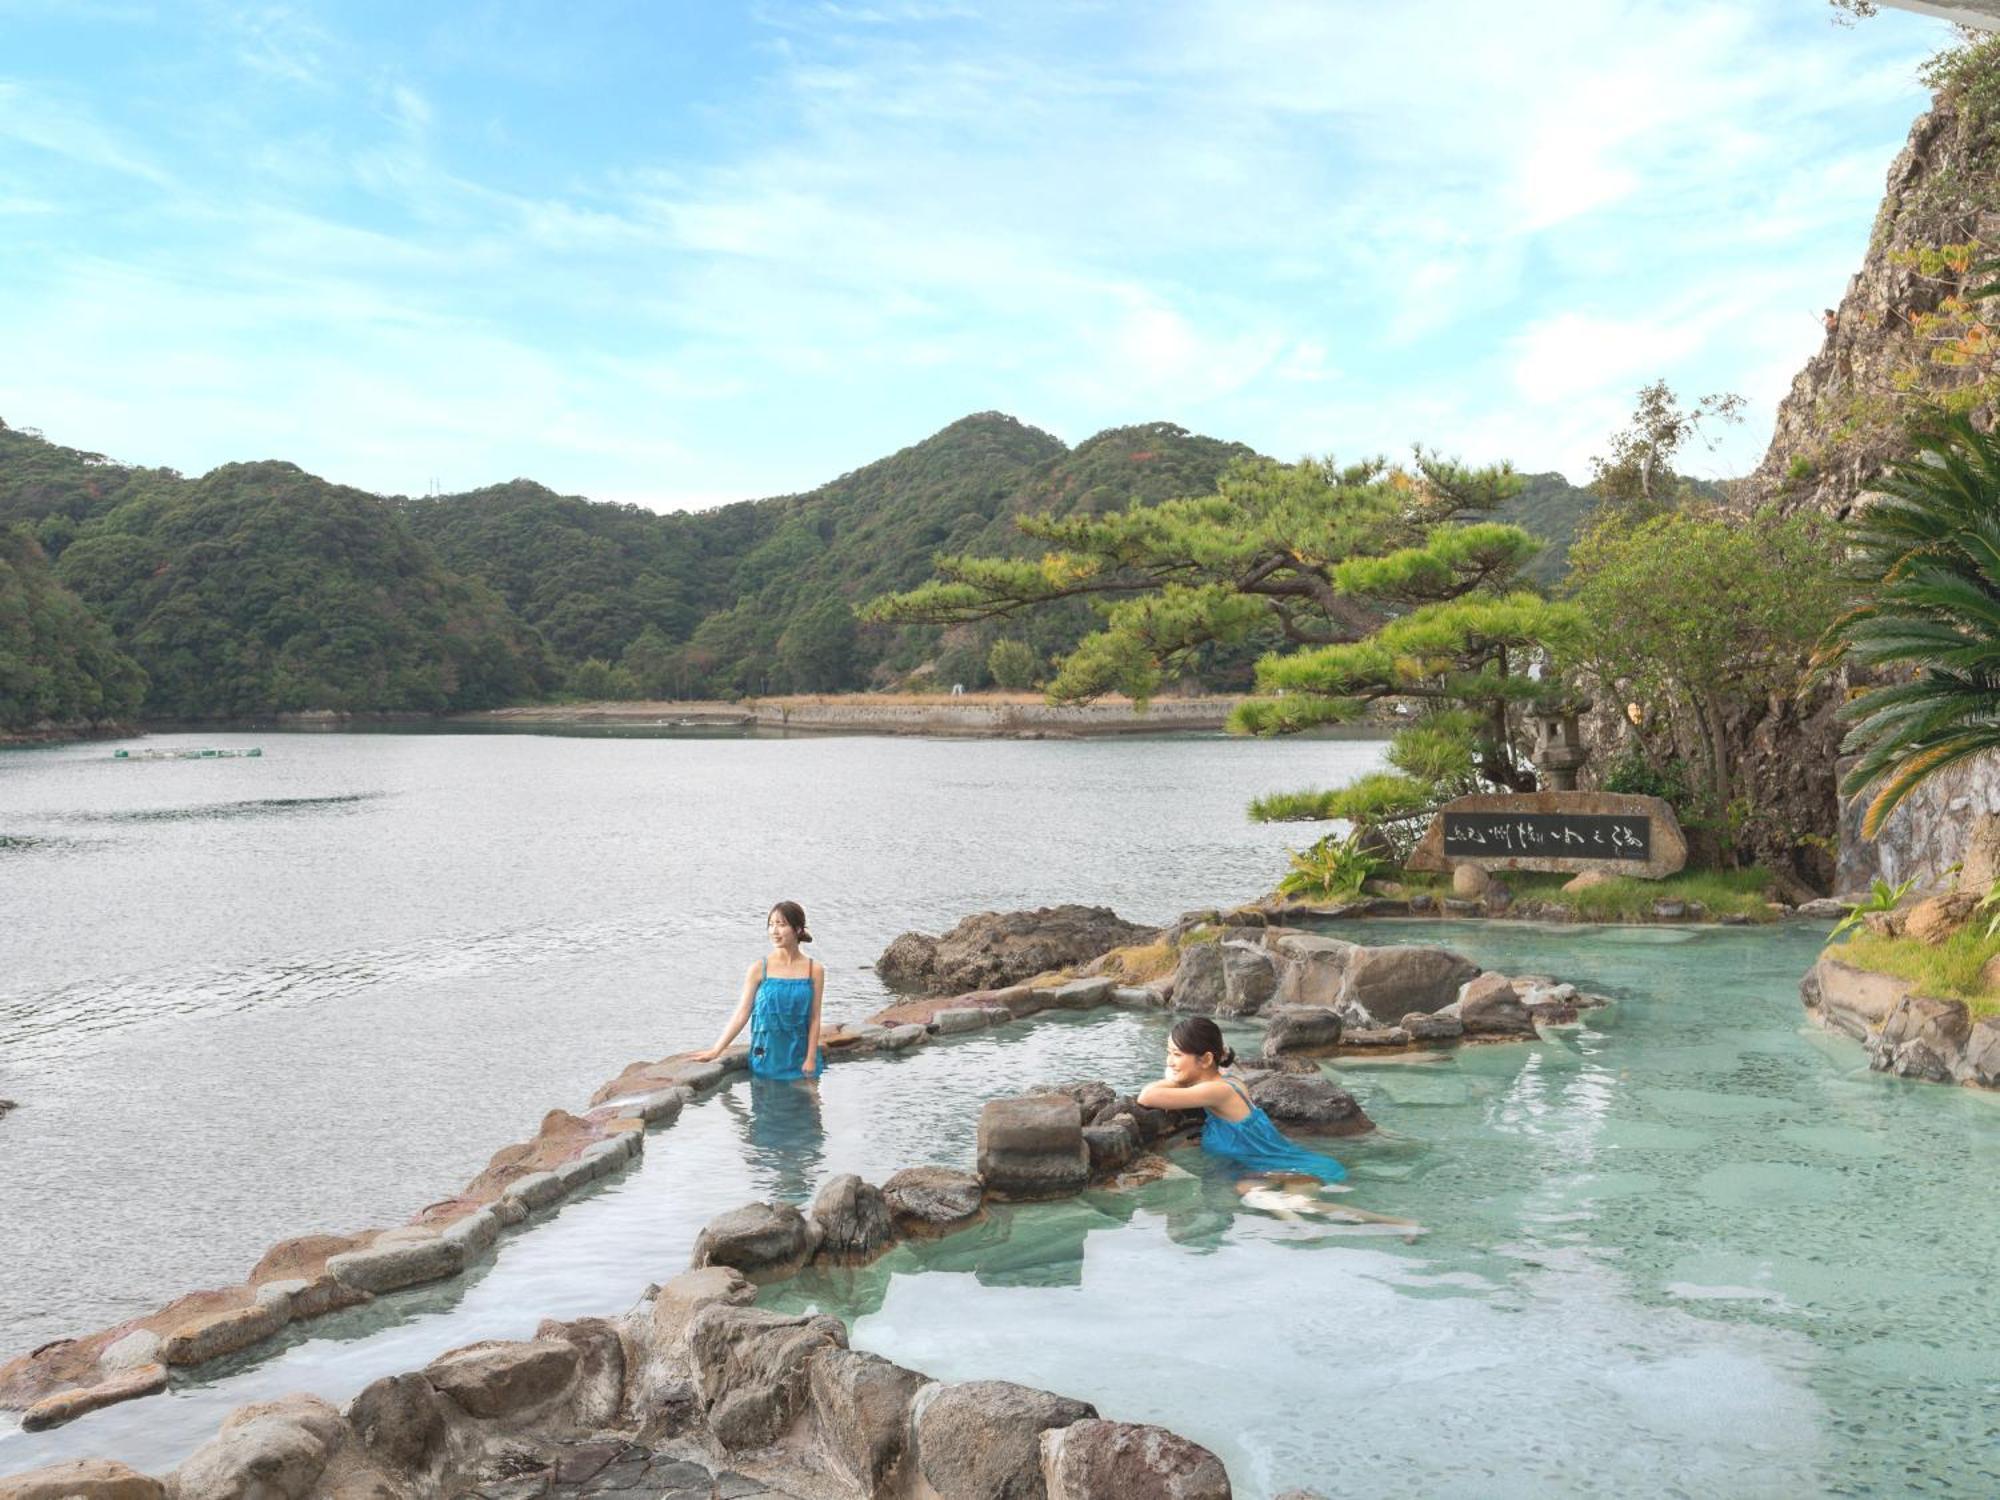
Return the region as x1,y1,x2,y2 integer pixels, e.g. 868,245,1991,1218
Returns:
747,957,824,1080
1203,1077,1347,1183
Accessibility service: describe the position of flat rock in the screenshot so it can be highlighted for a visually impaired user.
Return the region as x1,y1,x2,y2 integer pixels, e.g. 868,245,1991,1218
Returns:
20,1365,168,1432
932,1006,1001,1035
1402,1011,1464,1041
881,1166,985,1235
1262,1007,1343,1056
162,1301,287,1367
879,1022,928,1050
325,1234,463,1295
1052,977,1113,1009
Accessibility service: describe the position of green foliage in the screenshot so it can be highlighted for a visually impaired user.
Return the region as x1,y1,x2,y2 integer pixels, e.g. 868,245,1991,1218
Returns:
0,525,147,730
1818,414,2000,836
1828,876,1917,943
1276,831,1382,901
565,657,639,700
777,597,859,692
1587,380,1745,521
1599,744,1691,806
1501,867,1779,924
986,638,1039,690
1568,504,1845,857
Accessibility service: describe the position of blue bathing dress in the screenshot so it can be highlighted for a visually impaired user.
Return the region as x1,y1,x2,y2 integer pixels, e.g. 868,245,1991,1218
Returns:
1203,1077,1347,1183
747,957,824,1080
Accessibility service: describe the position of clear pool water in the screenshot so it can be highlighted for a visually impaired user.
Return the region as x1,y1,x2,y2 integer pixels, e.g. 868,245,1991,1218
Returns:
5,919,1996,1498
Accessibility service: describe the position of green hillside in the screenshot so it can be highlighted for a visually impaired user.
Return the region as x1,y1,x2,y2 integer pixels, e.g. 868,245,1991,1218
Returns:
0,523,146,733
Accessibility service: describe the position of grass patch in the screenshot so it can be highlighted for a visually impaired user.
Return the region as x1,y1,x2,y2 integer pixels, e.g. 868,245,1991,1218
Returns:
1098,939,1178,983
1505,868,1778,922
1828,929,2000,1018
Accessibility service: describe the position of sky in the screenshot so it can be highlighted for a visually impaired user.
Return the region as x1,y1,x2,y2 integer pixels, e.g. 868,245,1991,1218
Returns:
0,1,1961,511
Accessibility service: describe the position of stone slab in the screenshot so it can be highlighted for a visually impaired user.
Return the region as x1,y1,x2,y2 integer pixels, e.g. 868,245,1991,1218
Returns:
1406,790,1687,879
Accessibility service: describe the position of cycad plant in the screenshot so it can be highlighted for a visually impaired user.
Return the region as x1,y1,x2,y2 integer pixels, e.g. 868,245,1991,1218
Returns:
1821,414,2000,836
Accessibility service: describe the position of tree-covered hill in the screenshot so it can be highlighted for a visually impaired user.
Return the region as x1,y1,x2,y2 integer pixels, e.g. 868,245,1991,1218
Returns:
0,524,146,733
0,410,1591,719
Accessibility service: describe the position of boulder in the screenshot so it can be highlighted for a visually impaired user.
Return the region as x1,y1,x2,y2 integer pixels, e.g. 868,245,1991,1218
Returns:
1457,972,1537,1036
810,1175,899,1264
880,1022,927,1051
913,1380,1098,1500
1261,1007,1343,1057
1169,942,1227,1014
1869,994,1973,1082
882,1166,985,1235
1904,892,1979,946
879,906,1159,995
425,1338,579,1420
99,1329,164,1372
1802,958,1916,1041
1270,934,1354,1010
1796,897,1848,919
1082,1119,1139,1176
684,1304,847,1450
808,1349,929,1494
1341,1026,1412,1047
1034,1080,1118,1118
1341,945,1479,1023
1041,1418,1233,1500
1451,863,1492,898
167,1395,344,1500
1246,1073,1372,1135
438,1208,502,1260
1216,942,1278,1016
689,1201,815,1281
978,1095,1090,1200
0,1459,164,1500
345,1372,445,1471
876,931,939,990
1088,1094,1181,1144
1962,1017,2000,1087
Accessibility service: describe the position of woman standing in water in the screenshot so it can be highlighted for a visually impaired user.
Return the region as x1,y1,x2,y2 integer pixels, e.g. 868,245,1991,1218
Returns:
693,901,824,1079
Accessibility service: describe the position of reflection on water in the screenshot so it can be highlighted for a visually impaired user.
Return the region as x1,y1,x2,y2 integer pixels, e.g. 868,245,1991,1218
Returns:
722,1077,827,1203
66,792,383,823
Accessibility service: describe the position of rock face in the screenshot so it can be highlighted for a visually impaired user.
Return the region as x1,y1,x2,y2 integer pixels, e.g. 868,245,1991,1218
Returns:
913,1380,1098,1500
1801,958,1998,1090
877,905,1158,994
978,1095,1090,1200
684,1305,846,1450
1261,1007,1344,1057
1172,940,1277,1016
1456,972,1536,1037
1041,1418,1234,1500
808,1349,930,1493
1270,933,1355,1009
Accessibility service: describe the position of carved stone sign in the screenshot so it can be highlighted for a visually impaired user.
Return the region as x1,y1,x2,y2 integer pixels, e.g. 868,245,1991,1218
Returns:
1406,791,1687,880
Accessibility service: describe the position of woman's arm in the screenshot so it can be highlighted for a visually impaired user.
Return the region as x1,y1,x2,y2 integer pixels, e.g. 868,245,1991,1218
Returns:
1136,1077,1233,1111
806,959,824,1066
691,963,760,1061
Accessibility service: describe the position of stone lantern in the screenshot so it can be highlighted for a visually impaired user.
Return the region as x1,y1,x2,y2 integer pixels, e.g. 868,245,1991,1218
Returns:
1530,708,1590,791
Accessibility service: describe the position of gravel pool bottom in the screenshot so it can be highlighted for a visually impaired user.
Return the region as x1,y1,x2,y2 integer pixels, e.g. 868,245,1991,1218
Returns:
6,922,1997,1497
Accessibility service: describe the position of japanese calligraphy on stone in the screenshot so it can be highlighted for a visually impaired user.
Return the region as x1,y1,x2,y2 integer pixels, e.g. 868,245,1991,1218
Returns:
1441,811,1651,861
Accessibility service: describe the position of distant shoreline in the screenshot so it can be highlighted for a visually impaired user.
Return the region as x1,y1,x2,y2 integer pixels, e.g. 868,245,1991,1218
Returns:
459,693,1245,738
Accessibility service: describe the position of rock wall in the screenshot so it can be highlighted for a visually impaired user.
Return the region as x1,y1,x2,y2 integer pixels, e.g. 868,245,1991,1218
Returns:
1835,748,2000,894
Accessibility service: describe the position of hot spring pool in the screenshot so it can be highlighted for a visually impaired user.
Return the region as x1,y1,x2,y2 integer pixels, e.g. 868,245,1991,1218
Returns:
5,921,1995,1497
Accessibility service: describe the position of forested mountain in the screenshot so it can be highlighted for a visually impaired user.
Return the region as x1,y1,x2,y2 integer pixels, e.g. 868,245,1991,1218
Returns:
0,411,1599,721
0,524,146,732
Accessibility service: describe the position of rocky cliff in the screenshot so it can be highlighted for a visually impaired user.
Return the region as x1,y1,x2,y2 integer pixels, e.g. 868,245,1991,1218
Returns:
1742,39,2000,893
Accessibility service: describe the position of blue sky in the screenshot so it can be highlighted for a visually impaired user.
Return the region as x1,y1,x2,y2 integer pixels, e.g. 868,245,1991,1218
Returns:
0,1,1957,510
